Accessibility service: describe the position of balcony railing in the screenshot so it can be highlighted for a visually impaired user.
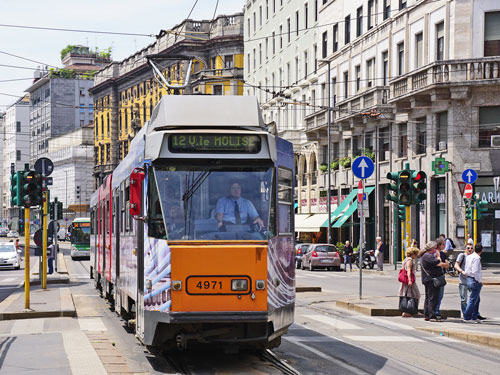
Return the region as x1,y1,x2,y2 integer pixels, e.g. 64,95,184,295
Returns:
389,57,500,101
335,86,389,121
304,109,327,131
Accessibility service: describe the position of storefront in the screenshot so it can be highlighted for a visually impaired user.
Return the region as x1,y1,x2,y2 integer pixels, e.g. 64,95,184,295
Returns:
474,177,500,262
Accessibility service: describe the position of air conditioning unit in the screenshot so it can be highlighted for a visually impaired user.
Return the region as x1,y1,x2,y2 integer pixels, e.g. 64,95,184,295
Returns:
438,141,447,151
491,135,500,147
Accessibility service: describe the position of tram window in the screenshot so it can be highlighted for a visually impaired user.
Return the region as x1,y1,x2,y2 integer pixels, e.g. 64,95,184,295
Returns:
120,185,125,234
106,200,110,234
148,169,167,239
90,210,94,235
277,167,293,235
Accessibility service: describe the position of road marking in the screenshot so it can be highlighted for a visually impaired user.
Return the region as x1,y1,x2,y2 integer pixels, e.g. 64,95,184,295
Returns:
427,336,460,343
11,318,44,335
0,277,16,283
285,336,331,342
78,318,107,331
286,335,370,375
303,273,328,279
62,330,107,375
302,314,362,330
354,316,415,331
344,335,423,342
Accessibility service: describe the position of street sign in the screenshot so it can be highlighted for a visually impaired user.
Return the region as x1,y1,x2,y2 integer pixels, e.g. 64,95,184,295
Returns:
457,181,466,197
34,157,54,177
46,177,53,186
352,156,374,179
462,169,478,184
33,227,54,247
464,184,473,199
357,180,364,203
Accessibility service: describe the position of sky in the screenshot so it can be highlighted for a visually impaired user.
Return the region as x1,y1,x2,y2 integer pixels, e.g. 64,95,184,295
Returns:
0,0,244,109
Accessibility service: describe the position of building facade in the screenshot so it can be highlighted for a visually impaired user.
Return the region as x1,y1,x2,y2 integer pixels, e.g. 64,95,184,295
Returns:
25,46,108,165
248,0,500,263
1,95,30,228
90,13,245,187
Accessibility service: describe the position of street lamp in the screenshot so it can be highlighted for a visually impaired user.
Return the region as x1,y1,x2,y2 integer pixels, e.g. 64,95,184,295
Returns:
318,58,333,244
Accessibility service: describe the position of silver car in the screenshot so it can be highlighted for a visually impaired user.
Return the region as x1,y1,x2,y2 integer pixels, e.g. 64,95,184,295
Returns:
0,242,21,270
301,244,341,271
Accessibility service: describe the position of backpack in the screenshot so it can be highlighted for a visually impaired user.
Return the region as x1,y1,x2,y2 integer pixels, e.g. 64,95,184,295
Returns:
446,238,456,249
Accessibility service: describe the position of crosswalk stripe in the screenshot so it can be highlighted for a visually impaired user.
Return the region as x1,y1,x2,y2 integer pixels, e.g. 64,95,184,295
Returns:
344,335,423,342
78,318,107,331
302,314,362,330
427,336,460,343
303,273,328,279
0,277,15,283
354,316,415,331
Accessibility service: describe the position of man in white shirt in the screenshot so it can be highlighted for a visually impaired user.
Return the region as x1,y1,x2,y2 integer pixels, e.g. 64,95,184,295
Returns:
463,244,483,323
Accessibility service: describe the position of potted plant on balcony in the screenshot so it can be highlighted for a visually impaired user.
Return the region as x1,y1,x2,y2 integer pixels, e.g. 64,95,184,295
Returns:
319,163,328,173
330,159,339,171
340,156,351,169
357,148,376,161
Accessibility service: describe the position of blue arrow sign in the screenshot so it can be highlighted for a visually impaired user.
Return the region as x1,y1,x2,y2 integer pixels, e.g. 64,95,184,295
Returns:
462,169,478,184
352,156,375,179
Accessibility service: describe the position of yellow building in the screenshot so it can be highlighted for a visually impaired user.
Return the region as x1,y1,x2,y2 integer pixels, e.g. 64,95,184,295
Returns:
90,14,244,186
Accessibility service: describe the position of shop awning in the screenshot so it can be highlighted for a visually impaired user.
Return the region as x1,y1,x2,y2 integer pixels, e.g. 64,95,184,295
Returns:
321,189,358,227
295,213,330,232
332,187,375,228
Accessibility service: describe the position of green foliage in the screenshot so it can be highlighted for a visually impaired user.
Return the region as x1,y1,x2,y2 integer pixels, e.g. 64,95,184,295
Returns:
330,159,339,171
60,44,112,61
353,245,360,253
340,156,351,168
60,45,78,60
48,67,95,80
357,148,375,161
319,164,328,173
336,241,345,256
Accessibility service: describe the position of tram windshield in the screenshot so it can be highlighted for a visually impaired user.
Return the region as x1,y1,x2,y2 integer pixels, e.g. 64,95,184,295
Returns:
149,164,274,241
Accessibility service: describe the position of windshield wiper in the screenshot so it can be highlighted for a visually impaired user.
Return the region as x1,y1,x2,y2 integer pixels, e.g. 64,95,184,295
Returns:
182,170,211,203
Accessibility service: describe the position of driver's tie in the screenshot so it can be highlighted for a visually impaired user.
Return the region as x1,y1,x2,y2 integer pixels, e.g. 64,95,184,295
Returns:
234,201,241,224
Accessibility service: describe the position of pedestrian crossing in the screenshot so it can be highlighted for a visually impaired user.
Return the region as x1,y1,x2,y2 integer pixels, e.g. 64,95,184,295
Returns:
0,317,108,337
296,271,387,279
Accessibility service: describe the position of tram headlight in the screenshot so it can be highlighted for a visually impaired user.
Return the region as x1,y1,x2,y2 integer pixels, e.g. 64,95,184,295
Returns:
231,279,248,291
256,280,266,290
172,280,182,291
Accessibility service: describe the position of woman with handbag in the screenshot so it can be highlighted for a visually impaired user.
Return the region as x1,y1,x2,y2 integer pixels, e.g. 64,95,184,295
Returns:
420,241,448,322
398,247,421,317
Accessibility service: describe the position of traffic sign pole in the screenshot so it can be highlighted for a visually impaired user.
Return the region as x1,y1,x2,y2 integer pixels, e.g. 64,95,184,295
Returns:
24,207,30,309
359,179,364,300
473,202,477,246
42,191,48,290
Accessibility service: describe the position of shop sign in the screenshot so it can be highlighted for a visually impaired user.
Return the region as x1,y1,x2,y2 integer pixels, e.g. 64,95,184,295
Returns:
301,199,308,207
436,193,446,204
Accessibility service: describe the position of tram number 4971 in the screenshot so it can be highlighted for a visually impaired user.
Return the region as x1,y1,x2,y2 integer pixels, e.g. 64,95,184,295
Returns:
196,281,222,290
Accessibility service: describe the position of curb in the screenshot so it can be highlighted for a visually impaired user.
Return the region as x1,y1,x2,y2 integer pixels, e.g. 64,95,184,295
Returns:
446,278,500,286
336,299,461,317
417,327,500,350
296,286,322,292
27,276,70,286
57,252,68,274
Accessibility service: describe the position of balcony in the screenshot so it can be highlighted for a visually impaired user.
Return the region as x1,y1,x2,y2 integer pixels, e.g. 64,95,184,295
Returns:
191,67,244,81
335,86,390,122
389,58,500,102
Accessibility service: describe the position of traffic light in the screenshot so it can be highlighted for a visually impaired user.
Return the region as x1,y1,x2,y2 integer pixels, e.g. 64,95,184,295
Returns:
398,204,406,221
398,170,412,206
386,172,399,203
10,172,22,207
464,198,473,220
57,201,63,219
22,171,42,207
411,171,427,203
477,199,488,219
49,202,55,220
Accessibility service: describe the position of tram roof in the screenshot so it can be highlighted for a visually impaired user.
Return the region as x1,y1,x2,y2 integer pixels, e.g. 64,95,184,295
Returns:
147,95,265,132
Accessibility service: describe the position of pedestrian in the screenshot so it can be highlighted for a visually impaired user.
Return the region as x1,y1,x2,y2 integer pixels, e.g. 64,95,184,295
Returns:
375,236,384,271
48,243,55,275
454,244,479,318
463,244,484,323
398,246,421,317
343,240,353,272
420,241,448,322
15,239,22,261
434,236,450,319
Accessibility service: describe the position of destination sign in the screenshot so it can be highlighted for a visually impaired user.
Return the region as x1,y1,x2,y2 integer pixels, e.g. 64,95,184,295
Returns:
169,134,262,154
73,222,90,228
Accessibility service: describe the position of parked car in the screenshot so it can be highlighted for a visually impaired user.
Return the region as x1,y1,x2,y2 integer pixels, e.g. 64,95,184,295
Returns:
0,228,9,237
0,242,21,270
295,243,311,269
7,230,19,238
300,243,341,271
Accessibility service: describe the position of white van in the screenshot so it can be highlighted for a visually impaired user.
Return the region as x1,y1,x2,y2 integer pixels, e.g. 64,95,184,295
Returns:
57,228,67,241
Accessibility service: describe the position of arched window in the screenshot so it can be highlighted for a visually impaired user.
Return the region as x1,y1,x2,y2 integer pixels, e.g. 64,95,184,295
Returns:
301,156,307,186
310,152,317,185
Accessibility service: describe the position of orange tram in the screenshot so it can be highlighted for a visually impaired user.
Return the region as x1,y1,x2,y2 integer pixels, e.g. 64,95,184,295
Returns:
90,96,295,350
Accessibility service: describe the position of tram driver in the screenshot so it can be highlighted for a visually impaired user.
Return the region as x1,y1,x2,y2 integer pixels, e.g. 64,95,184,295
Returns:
215,181,264,231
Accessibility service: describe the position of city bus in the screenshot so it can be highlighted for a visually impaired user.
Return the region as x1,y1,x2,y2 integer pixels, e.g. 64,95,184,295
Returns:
90,95,295,350
70,217,91,259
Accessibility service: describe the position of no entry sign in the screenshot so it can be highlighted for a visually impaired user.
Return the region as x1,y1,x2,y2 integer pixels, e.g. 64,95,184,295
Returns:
464,183,473,199
357,180,364,203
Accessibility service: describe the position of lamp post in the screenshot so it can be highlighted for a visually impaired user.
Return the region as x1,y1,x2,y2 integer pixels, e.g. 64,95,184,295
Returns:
319,59,333,244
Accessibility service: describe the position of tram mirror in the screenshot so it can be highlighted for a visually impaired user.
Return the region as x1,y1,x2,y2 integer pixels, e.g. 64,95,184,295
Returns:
130,169,145,217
